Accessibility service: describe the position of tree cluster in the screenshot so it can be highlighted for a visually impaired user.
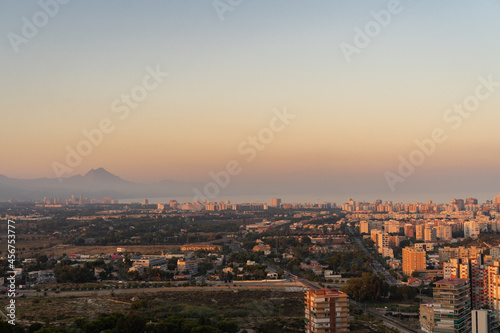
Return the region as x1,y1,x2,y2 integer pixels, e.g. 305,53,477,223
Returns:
342,272,419,302
53,260,96,283
326,251,372,276
0,312,239,333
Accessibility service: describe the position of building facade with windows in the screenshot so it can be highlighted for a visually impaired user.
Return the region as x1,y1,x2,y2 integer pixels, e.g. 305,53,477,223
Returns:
305,289,349,333
433,278,471,333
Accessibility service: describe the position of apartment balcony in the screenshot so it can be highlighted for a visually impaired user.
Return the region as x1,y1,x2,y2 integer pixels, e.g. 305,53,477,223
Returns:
308,315,328,322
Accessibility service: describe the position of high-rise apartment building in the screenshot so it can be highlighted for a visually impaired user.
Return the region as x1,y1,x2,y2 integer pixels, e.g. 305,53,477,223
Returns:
376,231,389,254
471,310,499,333
464,221,483,238
490,271,500,316
441,255,500,315
451,199,465,211
383,220,400,234
270,198,282,208
360,220,370,234
369,230,393,258
404,223,415,238
491,247,500,259
305,289,349,333
443,258,470,280
439,246,483,263
402,246,426,276
433,278,471,333
419,303,435,333
436,225,452,240
470,257,488,310
466,198,478,205
424,226,437,242
416,224,425,240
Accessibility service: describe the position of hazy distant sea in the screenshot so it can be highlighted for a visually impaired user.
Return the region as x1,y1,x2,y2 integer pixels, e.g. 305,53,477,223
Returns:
120,191,500,205
119,194,347,205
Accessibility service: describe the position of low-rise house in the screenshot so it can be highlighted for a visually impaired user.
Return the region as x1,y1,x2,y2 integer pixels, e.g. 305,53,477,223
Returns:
177,259,198,275
94,267,106,278
252,244,271,252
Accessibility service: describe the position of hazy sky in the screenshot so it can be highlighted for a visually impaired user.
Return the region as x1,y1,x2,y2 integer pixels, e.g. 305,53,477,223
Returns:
2,0,500,202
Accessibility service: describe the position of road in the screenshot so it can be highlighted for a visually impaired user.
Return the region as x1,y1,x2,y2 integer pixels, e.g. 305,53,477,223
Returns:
483,241,492,249
350,299,421,333
12,280,305,298
226,239,243,253
297,277,321,290
348,227,400,286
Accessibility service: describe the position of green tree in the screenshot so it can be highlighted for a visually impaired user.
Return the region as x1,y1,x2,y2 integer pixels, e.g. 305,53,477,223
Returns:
301,236,312,244
28,323,43,333
168,258,178,270
217,321,239,333
342,272,387,301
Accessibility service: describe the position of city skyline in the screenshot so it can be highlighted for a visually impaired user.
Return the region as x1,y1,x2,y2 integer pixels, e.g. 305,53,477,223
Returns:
4,2,500,330
3,1,500,202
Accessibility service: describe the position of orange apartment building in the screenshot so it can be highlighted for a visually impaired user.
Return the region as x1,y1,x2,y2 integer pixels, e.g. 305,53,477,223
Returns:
305,289,349,333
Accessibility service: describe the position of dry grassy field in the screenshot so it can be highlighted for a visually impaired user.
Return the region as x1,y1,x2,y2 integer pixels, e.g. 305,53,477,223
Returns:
1,287,305,332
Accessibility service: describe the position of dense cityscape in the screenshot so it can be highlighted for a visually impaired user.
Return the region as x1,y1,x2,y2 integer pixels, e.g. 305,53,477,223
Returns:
2,195,500,332
4,1,500,332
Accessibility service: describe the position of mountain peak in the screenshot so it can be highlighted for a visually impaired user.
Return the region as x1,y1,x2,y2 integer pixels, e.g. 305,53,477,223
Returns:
86,167,111,175
83,168,123,182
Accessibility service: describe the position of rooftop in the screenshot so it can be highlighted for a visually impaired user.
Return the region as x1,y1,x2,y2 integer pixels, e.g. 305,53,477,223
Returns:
435,278,468,285
307,289,347,297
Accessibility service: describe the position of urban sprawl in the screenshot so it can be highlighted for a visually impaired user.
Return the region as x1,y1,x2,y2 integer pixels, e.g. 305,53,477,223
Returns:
2,196,500,332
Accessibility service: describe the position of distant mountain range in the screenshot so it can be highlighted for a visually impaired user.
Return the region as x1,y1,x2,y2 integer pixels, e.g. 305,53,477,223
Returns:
0,168,202,201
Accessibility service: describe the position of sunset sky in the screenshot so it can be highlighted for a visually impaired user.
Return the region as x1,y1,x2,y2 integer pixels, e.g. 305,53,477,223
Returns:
2,1,500,202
